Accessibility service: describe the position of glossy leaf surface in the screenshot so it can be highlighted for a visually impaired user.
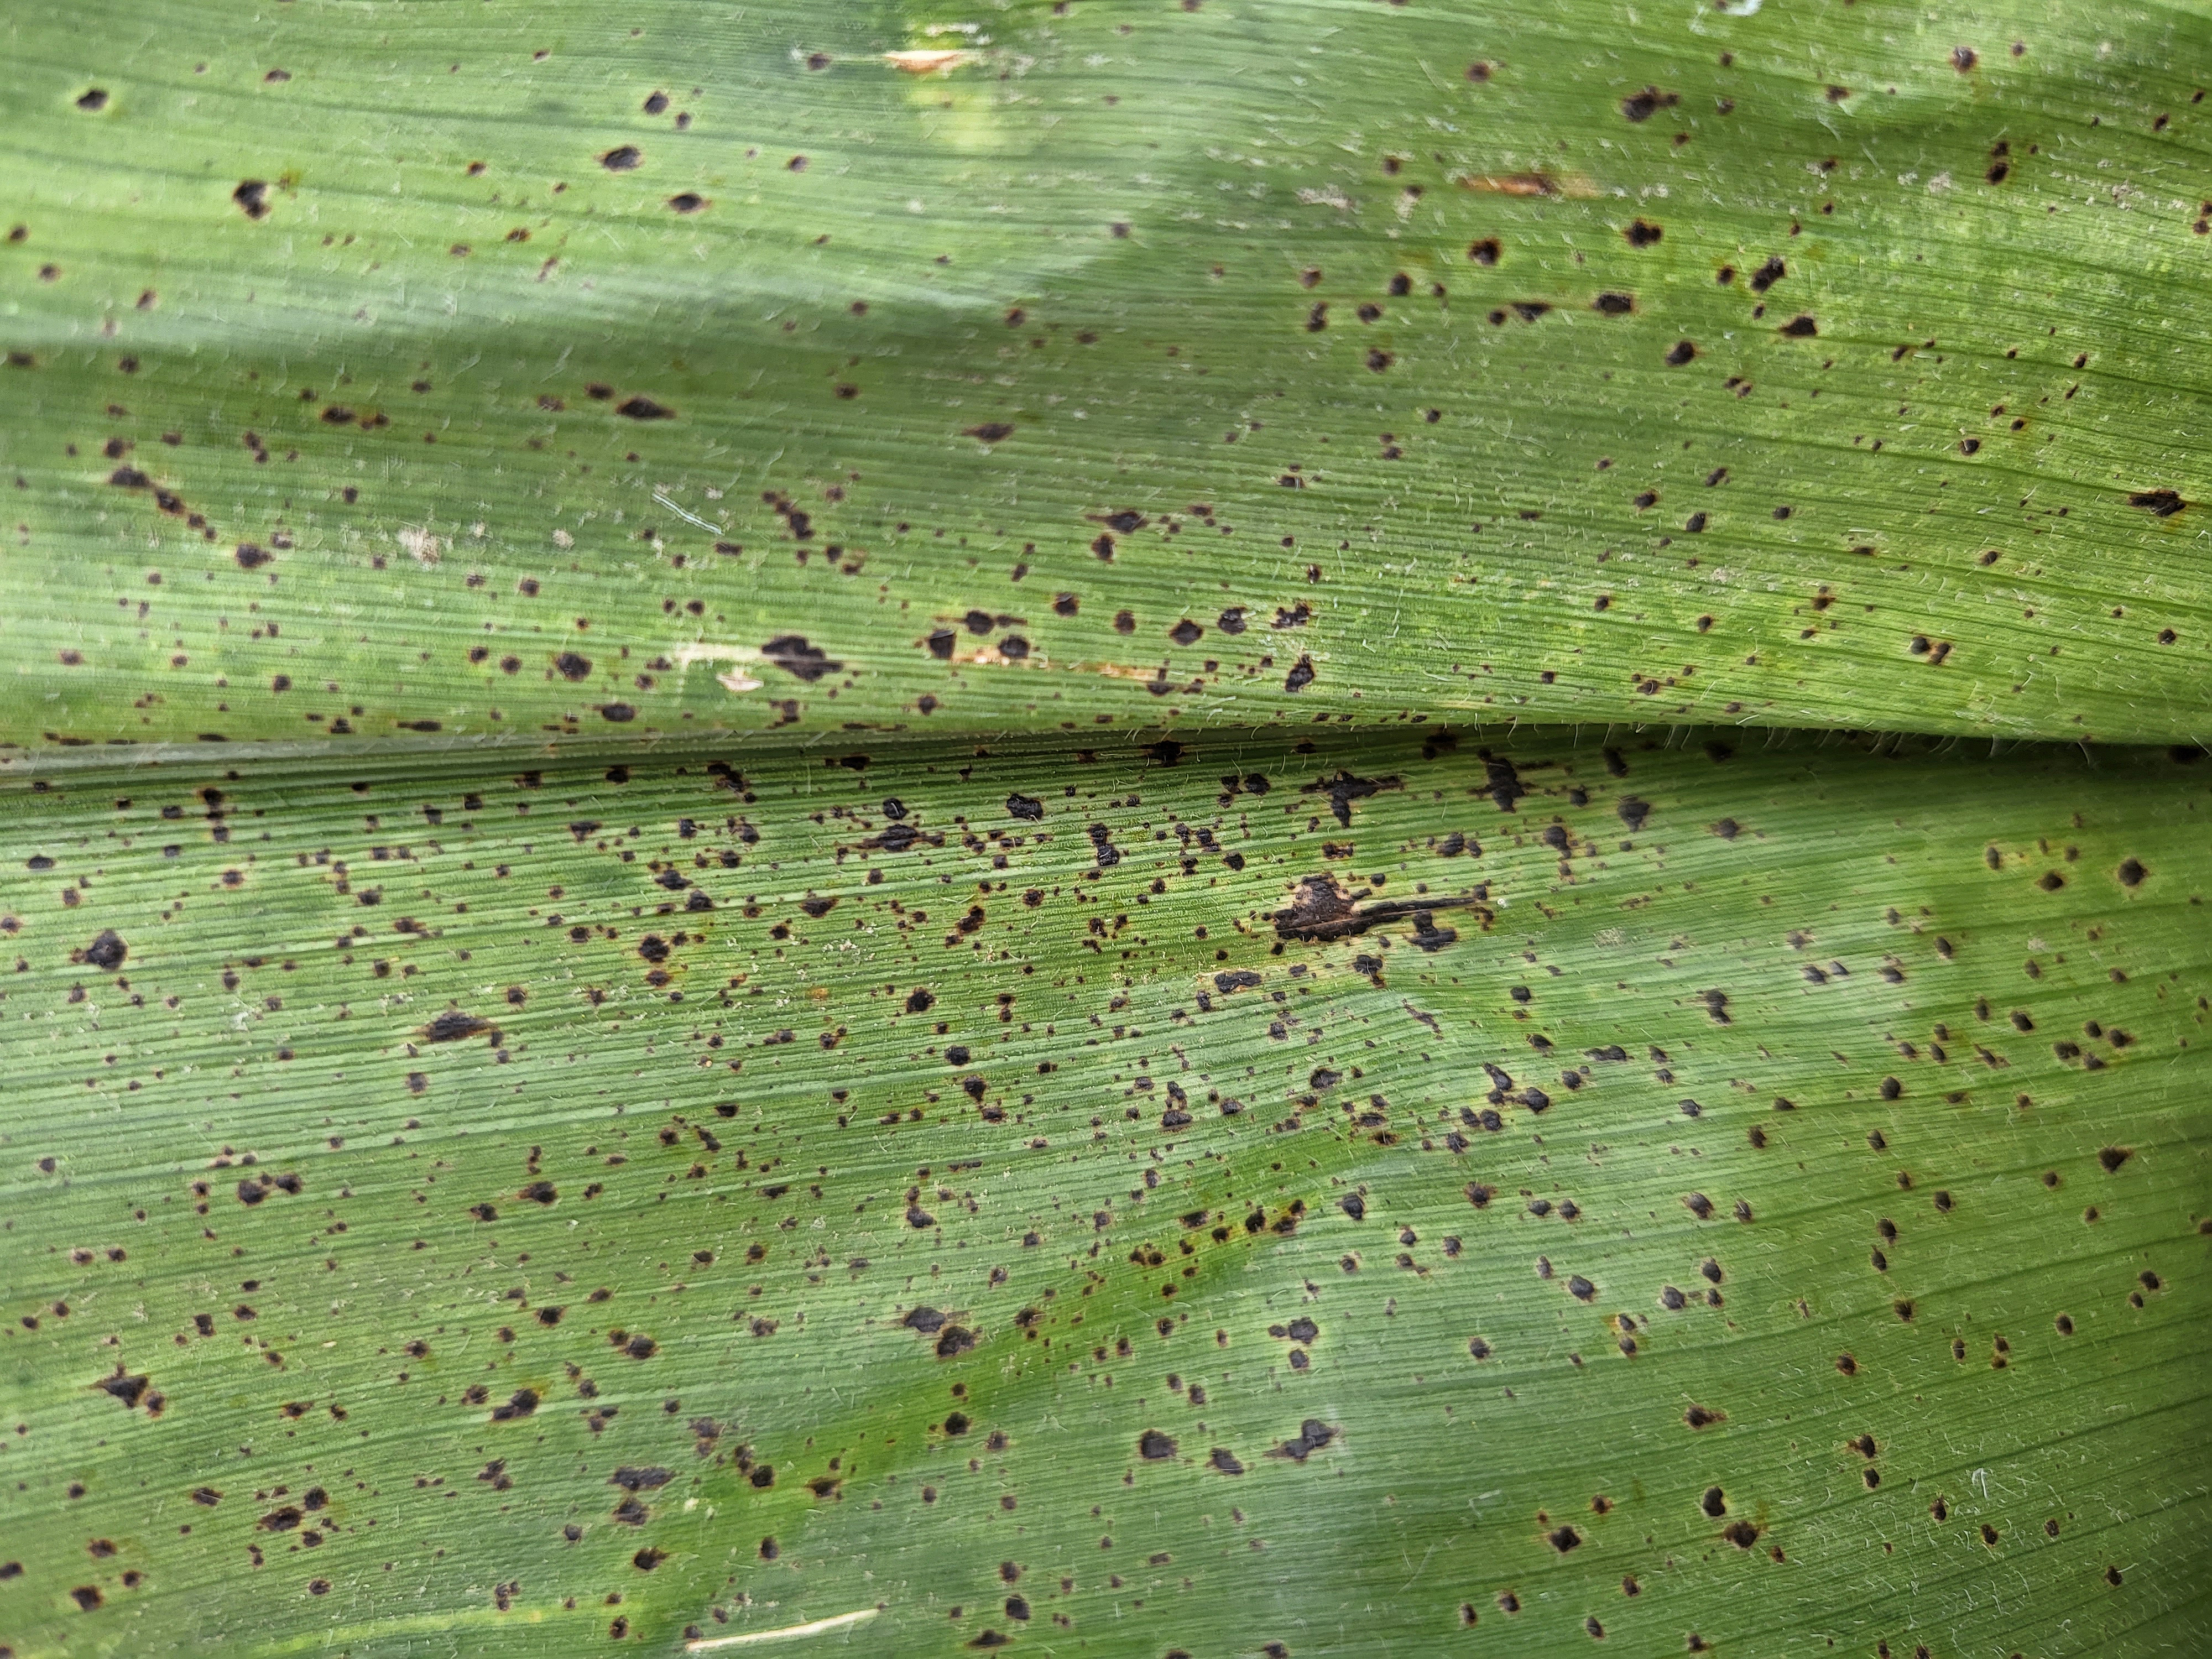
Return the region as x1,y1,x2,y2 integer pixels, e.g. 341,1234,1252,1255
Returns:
2,728,2206,1655
2,0,2209,745
4,3,2211,1655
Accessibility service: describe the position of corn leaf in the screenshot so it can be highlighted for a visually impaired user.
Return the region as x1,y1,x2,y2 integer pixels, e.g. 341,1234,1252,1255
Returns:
2,727,2207,1655
2,0,2208,747
4,3,2211,1657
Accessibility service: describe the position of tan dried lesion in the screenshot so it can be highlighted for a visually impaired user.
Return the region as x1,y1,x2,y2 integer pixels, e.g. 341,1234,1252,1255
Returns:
665,643,764,692
1455,171,1597,199
884,50,968,74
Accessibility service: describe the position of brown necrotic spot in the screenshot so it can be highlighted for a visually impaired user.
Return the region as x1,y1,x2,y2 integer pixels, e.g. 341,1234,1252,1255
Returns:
233,180,270,218
422,1010,492,1043
601,145,642,171
761,635,841,681
491,1387,539,1421
95,1368,152,1408
1620,87,1679,121
1272,1419,1336,1462
1624,218,1663,247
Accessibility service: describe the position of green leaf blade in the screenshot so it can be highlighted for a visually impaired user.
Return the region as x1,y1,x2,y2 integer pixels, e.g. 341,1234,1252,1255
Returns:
2,727,2206,1654
3,0,2209,747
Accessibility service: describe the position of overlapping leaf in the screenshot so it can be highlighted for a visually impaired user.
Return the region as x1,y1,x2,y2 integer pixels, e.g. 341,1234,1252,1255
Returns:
1,728,2206,1655
2,0,2208,747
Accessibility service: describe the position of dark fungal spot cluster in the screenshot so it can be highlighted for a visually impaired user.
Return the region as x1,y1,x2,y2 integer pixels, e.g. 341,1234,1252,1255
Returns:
0,724,2196,1654
4,9,2210,1651
12,4,2206,754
